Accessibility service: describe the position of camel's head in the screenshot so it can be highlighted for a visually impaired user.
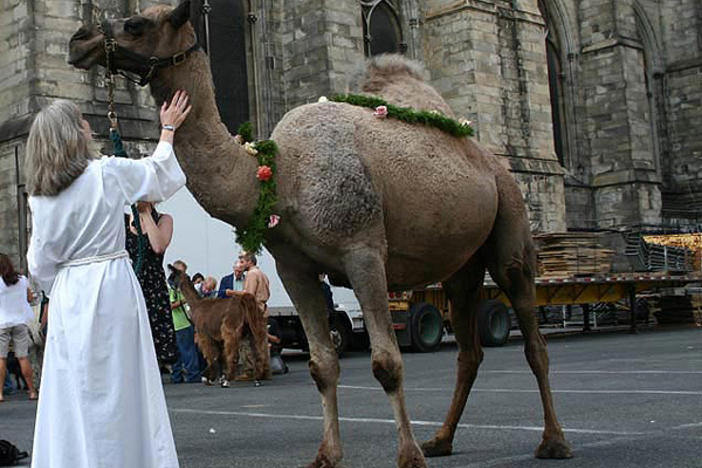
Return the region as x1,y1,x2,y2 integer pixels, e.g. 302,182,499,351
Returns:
68,1,196,80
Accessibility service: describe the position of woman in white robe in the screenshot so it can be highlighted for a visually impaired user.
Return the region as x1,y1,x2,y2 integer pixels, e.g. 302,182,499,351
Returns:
26,91,192,468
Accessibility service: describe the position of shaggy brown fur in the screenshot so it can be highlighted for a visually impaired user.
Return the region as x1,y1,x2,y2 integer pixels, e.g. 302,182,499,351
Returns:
169,267,269,382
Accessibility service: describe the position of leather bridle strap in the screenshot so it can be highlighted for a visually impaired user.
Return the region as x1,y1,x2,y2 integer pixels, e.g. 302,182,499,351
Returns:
98,19,199,86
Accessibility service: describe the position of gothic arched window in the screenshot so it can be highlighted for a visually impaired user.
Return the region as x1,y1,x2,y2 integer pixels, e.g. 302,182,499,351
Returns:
538,0,568,167
361,0,404,56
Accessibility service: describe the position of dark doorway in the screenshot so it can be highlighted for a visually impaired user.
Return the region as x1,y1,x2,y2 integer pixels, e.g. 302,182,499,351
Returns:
208,0,250,134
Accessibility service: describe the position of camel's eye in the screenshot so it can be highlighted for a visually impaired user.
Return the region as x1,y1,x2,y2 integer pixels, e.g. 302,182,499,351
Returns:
124,16,151,36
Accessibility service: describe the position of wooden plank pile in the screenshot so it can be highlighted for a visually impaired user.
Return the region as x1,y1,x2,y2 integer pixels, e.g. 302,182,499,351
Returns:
650,295,698,324
534,232,614,278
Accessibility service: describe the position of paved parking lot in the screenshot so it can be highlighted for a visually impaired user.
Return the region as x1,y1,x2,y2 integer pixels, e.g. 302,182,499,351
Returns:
1,327,700,467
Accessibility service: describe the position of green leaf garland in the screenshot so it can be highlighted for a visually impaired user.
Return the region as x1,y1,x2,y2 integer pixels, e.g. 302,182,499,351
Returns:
330,94,474,138
237,121,254,144
235,134,279,254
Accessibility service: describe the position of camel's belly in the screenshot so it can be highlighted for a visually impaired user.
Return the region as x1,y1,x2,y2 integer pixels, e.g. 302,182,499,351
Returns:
380,161,498,289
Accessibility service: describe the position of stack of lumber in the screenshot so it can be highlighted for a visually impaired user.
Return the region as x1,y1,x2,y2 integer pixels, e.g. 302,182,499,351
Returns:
692,295,702,327
643,233,702,271
534,232,614,278
651,295,697,324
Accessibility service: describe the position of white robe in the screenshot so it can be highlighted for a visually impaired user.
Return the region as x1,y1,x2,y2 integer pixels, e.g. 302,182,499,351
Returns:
27,142,186,468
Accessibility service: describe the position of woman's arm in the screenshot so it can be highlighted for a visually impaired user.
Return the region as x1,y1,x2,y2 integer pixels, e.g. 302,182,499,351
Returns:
138,210,173,255
27,202,61,294
103,90,191,205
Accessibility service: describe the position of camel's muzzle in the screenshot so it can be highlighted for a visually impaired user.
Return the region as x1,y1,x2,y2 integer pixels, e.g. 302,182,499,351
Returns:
67,24,103,68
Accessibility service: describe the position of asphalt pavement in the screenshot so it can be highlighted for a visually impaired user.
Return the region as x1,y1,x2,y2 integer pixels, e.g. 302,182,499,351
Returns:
1,327,701,467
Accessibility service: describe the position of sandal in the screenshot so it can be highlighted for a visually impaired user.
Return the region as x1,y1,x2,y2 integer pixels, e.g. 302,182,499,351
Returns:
28,393,38,401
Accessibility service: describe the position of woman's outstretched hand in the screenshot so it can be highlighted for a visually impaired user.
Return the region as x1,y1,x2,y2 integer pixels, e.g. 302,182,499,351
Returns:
161,90,192,129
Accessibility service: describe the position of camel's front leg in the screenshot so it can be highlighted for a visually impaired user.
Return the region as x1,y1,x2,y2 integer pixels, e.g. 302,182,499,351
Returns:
343,248,426,468
276,259,343,467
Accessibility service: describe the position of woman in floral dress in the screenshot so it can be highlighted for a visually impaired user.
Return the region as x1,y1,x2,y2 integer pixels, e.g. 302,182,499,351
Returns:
125,202,178,367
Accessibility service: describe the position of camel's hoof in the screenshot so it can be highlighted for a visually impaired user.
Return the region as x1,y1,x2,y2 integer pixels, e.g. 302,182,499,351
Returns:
398,456,427,468
398,442,427,468
303,453,339,468
535,437,573,459
421,437,452,458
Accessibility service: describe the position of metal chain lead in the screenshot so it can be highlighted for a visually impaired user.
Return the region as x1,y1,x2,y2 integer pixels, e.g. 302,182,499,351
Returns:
100,20,118,129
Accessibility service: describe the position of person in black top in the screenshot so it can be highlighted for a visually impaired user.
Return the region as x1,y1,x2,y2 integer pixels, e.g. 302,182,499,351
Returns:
125,202,178,366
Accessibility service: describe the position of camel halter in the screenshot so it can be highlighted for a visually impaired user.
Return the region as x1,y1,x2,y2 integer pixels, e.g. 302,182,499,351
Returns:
98,19,199,89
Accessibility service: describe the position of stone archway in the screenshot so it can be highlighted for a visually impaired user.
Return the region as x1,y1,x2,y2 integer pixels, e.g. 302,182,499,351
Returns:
632,2,673,223
537,0,592,229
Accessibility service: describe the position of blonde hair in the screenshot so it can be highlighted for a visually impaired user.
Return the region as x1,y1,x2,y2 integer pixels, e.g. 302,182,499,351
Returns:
25,100,99,196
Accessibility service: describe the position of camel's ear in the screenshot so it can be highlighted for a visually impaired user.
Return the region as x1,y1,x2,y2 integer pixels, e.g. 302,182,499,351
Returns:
169,0,191,28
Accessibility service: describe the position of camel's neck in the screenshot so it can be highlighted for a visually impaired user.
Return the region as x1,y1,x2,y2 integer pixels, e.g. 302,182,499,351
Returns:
150,51,258,227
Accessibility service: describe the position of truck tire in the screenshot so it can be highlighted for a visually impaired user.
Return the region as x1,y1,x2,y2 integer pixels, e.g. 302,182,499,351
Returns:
330,312,353,356
410,303,443,352
477,300,511,347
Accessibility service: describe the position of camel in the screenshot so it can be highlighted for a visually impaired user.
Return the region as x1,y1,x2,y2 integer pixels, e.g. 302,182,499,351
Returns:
167,266,269,384
67,2,573,466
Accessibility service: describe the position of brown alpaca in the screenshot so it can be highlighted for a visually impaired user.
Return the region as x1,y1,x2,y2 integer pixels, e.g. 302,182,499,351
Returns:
168,266,270,384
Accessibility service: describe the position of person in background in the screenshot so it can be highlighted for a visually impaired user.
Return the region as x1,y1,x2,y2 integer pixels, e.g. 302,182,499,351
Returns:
168,260,201,384
240,252,270,318
195,276,218,298
191,273,204,286
25,92,190,467
125,201,178,368
217,259,246,298
237,252,271,381
267,318,288,375
0,253,37,402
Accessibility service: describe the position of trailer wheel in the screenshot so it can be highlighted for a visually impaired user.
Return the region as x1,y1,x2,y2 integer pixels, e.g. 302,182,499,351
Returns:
329,313,352,356
477,300,511,347
410,303,443,352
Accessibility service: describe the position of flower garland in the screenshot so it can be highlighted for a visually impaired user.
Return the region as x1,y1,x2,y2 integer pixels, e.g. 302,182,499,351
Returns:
328,94,474,138
234,122,279,254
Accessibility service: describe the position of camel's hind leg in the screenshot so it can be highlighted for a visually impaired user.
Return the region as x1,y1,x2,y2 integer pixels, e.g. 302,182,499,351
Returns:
483,179,572,459
343,248,426,468
275,257,343,468
422,255,485,457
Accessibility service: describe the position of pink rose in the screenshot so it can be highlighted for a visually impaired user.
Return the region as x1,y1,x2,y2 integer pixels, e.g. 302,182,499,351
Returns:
373,105,388,118
234,134,244,144
268,214,280,228
256,165,273,182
